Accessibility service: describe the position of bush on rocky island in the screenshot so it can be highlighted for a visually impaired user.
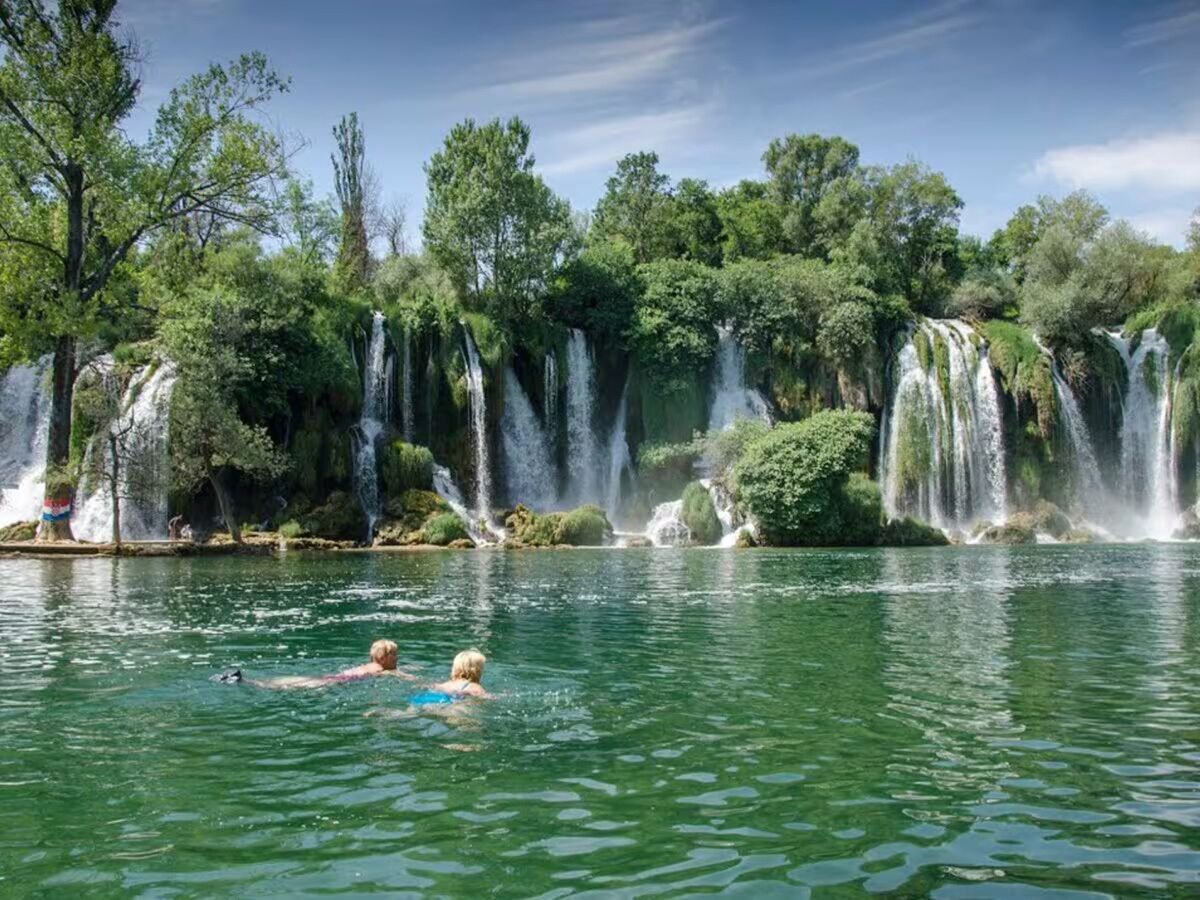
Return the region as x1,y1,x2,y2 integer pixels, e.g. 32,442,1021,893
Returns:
421,512,471,546
733,409,876,546
505,504,613,547
680,482,722,545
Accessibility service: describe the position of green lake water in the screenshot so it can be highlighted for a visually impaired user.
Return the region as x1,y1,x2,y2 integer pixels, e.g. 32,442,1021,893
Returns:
1,545,1199,897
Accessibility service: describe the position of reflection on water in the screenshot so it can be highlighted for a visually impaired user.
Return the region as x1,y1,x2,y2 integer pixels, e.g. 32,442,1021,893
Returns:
0,546,1198,896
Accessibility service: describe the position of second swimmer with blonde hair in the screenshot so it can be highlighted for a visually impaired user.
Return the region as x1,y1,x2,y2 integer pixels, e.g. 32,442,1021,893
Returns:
409,649,492,705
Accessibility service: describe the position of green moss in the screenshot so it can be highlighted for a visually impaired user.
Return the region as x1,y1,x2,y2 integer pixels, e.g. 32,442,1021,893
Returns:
422,512,470,546
1142,353,1160,397
931,329,952,411
680,481,722,545
278,520,305,539
0,521,37,542
914,327,933,371
639,377,706,443
380,440,434,495
461,312,507,369
894,401,933,494
982,320,1057,438
504,504,612,547
300,491,364,541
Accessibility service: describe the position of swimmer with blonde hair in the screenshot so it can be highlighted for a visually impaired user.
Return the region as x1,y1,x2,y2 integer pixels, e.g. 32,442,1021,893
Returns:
408,649,492,705
216,639,417,688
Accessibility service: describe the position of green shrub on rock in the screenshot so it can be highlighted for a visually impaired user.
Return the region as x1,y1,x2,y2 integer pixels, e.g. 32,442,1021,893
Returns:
555,505,612,546
380,440,434,494
733,410,876,546
0,521,37,542
300,491,364,541
422,512,471,546
504,504,612,547
833,473,885,545
880,517,949,546
680,481,722,545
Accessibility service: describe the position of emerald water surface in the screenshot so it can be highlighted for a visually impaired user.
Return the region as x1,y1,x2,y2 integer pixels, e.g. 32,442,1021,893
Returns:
2,546,1199,896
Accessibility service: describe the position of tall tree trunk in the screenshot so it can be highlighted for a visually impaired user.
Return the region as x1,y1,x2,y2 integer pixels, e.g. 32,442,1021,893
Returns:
207,465,241,544
108,432,121,550
37,334,77,541
38,165,85,542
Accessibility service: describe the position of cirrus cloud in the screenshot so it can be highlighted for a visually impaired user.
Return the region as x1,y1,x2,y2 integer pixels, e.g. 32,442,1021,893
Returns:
1032,130,1200,192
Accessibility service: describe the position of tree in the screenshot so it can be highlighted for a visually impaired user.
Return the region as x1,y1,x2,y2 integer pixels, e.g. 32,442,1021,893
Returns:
377,195,408,257
160,284,288,543
550,238,640,346
989,191,1108,283
844,161,963,312
627,258,719,393
592,151,673,263
423,117,574,324
0,1,288,539
762,133,860,257
715,180,784,262
733,409,876,545
331,112,372,292
663,178,722,266
280,177,338,266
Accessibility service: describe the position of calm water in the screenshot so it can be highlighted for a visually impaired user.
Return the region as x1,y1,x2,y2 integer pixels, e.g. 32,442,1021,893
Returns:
1,546,1199,897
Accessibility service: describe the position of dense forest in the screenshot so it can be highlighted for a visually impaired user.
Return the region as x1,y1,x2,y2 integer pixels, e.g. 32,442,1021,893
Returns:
2,1,1199,549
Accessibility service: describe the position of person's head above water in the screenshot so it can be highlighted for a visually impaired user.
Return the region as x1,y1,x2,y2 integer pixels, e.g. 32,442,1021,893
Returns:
370,639,398,670
450,649,485,683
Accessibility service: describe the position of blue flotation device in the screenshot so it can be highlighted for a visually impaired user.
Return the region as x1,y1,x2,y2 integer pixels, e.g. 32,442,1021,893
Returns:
409,690,457,706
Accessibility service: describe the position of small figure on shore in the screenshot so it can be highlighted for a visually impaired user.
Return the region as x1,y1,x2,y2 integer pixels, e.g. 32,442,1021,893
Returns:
215,639,417,688
409,649,492,705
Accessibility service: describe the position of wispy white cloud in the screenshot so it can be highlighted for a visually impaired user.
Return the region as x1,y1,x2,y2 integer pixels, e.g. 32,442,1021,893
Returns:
786,0,978,81
1032,130,1200,191
540,105,714,176
459,9,727,105
1124,5,1200,48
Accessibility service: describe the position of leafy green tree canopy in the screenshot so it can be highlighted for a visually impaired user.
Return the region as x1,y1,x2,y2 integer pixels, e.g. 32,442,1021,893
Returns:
422,117,574,326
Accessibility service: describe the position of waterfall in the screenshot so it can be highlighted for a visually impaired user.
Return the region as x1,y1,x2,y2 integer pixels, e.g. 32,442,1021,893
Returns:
1033,337,1106,522
604,378,634,524
0,355,52,528
500,367,557,509
543,351,558,446
400,326,415,442
880,320,1007,530
352,312,389,539
1105,329,1177,539
433,463,502,545
565,329,601,504
461,326,492,519
74,361,177,543
708,326,771,432
645,500,690,547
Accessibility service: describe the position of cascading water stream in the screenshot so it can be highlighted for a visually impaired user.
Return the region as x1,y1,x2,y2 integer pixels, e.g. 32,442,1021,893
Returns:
352,312,389,540
1105,329,1177,539
565,329,601,505
461,326,492,520
0,355,52,528
74,361,177,543
400,326,415,443
604,378,634,525
708,326,771,431
543,351,558,446
1035,337,1106,521
500,367,557,509
880,320,1006,531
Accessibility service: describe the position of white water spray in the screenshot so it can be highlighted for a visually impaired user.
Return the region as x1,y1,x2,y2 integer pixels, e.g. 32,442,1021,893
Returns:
565,329,601,504
708,326,771,431
501,367,557,509
461,326,492,519
0,355,52,528
74,361,177,543
352,312,389,539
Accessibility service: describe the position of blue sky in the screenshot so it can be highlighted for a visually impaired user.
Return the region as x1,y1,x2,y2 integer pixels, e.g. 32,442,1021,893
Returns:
119,0,1200,247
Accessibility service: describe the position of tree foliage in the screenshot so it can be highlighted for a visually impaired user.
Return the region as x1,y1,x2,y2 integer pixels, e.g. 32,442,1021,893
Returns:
331,112,371,292
423,117,574,325
734,410,876,545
